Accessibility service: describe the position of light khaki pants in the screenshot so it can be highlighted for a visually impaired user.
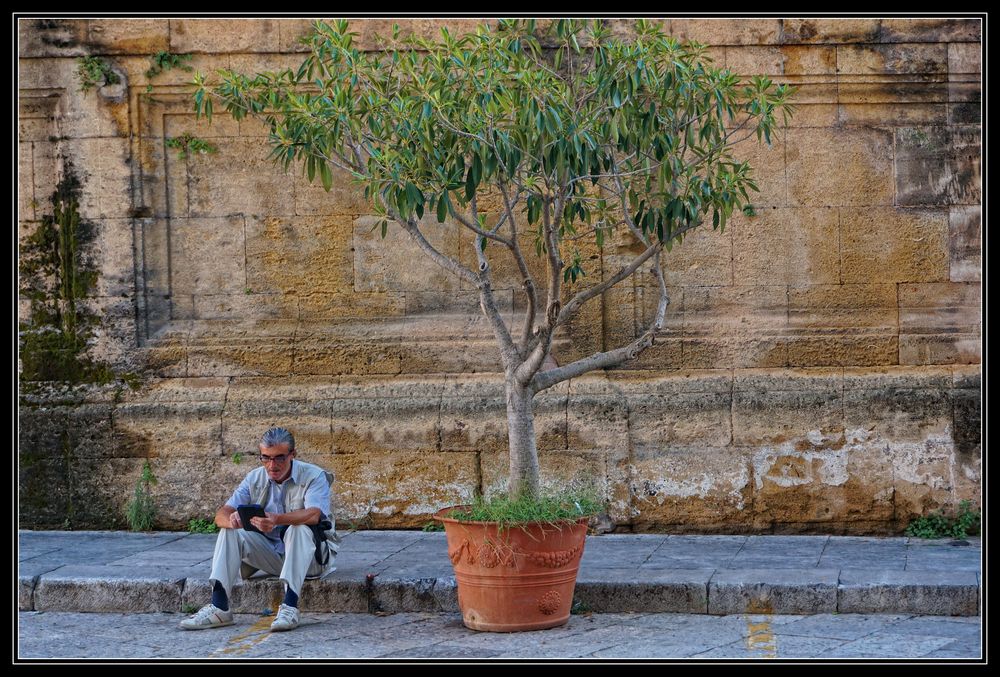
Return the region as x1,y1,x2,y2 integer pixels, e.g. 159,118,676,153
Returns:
209,525,322,599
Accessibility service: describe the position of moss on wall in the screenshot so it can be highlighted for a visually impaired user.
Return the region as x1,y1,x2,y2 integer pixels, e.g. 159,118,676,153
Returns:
19,164,115,386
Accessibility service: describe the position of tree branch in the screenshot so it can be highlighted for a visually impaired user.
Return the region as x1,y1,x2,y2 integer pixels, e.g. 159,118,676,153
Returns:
531,250,670,393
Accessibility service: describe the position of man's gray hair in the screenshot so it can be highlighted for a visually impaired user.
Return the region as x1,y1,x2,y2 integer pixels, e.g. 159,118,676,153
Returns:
261,426,295,451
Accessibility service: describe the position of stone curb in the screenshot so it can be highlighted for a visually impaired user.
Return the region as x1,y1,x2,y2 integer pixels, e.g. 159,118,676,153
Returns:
19,532,981,617
19,570,981,616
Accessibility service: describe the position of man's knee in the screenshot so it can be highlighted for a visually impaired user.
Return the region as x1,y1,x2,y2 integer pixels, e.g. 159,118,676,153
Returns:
282,524,312,541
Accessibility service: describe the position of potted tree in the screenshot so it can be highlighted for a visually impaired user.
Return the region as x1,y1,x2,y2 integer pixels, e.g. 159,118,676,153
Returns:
193,18,794,631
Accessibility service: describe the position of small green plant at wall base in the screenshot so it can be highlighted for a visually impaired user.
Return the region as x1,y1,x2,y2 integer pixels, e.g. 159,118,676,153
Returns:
905,500,981,539
232,452,244,465
76,56,120,92
182,602,200,614
422,521,444,532
126,461,158,531
145,52,194,92
188,518,219,534
166,133,218,160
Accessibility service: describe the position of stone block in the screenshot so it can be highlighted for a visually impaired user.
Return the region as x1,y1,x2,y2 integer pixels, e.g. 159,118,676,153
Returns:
191,293,296,321
629,447,753,531
186,137,298,217
779,19,881,44
899,334,980,366
566,378,630,453
61,138,132,220
948,206,982,282
708,569,839,614
732,208,840,285
301,292,406,320
878,19,981,43
86,19,169,54
162,108,240,140
292,338,402,377
785,334,898,368
838,569,979,616
629,391,733,450
113,400,224,457
684,285,786,331
783,104,839,132
788,284,897,330
34,566,186,612
782,46,838,75
948,81,981,124
845,384,953,445
90,219,135,297
733,369,843,446
670,19,780,45
330,396,439,457
168,216,246,296
895,127,981,206
370,576,457,613
18,18,89,57
245,214,354,298
169,19,280,53
838,103,948,127
729,133,787,208
841,207,949,284
353,216,463,293
837,44,948,75
949,42,982,75
326,451,478,529
574,569,711,613
294,163,371,216
18,95,58,143
223,399,331,456
898,282,980,333
786,128,893,207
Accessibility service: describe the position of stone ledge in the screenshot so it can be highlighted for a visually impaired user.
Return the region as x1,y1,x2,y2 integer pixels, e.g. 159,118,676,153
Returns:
837,569,979,615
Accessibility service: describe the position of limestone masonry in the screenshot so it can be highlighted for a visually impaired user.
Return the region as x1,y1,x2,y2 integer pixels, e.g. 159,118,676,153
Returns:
18,18,981,532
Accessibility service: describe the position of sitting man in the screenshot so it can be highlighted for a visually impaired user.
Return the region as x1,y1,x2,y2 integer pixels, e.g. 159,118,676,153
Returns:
180,426,339,632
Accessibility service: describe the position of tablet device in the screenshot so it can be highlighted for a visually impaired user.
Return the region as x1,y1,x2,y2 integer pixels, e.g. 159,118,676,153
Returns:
237,504,267,534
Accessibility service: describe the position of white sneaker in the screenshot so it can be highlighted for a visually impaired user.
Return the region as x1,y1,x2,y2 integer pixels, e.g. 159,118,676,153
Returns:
179,603,234,630
270,603,300,632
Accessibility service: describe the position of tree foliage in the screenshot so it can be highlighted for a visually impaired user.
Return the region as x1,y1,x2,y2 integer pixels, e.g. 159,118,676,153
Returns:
193,19,795,497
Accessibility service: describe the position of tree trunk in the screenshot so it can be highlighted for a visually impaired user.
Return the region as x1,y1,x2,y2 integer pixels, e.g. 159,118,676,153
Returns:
505,380,540,500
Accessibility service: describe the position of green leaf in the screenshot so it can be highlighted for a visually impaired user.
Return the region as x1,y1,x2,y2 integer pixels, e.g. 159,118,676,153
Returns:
437,191,449,222
319,162,333,192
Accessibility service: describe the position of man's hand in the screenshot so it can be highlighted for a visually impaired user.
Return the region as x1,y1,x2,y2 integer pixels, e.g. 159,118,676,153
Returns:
229,511,243,529
251,512,279,533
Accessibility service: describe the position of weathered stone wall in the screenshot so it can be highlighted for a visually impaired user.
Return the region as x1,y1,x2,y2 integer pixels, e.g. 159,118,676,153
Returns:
18,18,981,532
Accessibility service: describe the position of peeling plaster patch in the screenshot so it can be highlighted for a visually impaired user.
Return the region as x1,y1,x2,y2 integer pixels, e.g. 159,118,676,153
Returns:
753,444,850,490
845,427,875,444
889,439,952,490
730,465,752,510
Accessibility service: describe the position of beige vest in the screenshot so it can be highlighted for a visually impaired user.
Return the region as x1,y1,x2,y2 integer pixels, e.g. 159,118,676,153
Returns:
245,460,341,568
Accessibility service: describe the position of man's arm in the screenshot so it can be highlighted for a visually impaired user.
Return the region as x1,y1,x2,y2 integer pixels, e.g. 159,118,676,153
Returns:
253,507,321,534
215,505,241,530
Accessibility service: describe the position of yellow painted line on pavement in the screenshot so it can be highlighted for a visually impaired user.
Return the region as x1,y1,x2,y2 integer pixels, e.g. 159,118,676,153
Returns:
210,592,283,657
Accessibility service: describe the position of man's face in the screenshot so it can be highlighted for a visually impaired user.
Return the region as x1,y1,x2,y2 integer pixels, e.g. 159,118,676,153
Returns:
259,442,295,482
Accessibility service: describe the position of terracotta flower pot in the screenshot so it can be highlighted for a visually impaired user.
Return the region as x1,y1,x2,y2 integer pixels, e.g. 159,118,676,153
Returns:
434,506,588,632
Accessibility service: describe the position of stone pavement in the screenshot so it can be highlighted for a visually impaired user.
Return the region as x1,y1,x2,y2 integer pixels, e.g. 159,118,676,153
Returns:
19,530,981,617
18,610,982,659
